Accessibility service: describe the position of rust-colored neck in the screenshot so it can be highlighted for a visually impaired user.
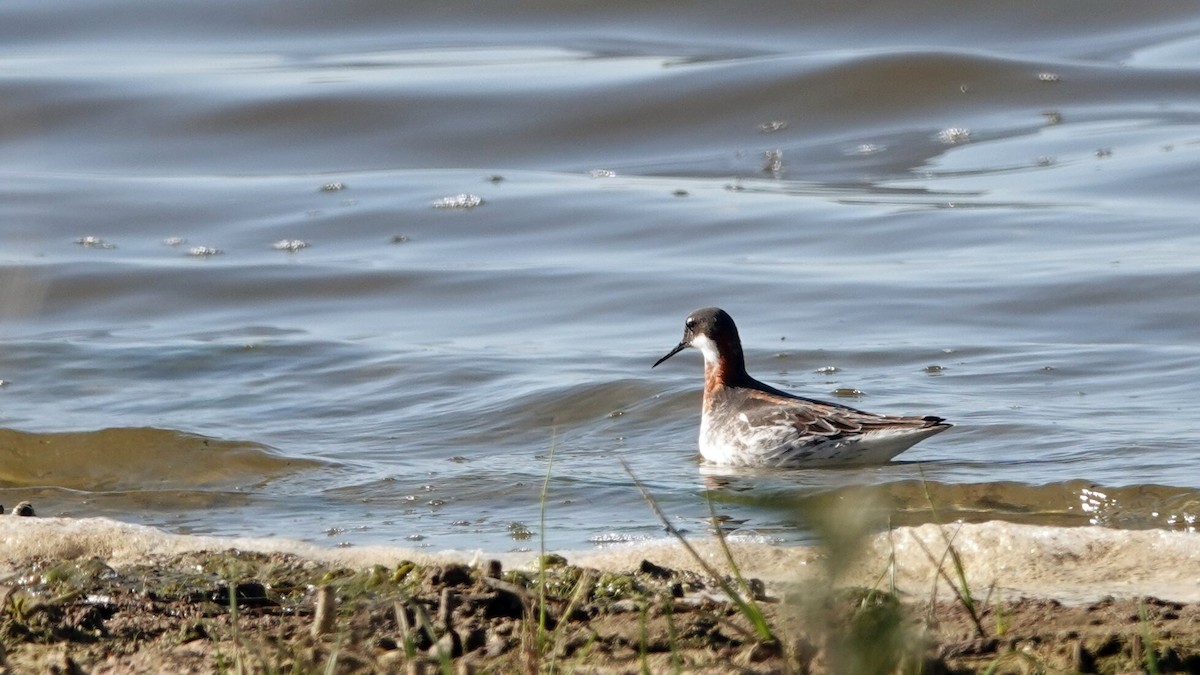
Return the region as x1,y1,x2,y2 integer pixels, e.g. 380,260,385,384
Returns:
702,334,748,409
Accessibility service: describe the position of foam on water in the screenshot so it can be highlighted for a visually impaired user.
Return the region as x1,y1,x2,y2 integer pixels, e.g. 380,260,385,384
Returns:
0,517,458,572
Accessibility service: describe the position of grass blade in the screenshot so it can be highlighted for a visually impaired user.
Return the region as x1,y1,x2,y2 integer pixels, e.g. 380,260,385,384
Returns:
620,459,775,644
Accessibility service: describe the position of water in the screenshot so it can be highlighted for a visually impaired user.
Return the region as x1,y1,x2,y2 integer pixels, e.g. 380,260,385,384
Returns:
3,0,1200,554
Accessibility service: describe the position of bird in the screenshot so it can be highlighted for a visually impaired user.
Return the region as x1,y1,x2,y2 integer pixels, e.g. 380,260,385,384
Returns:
653,307,950,467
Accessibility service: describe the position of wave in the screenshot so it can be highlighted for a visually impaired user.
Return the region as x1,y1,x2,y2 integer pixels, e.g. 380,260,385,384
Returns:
0,427,322,491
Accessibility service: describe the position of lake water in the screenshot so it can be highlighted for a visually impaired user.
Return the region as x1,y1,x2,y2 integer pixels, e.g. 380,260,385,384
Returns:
3,0,1200,554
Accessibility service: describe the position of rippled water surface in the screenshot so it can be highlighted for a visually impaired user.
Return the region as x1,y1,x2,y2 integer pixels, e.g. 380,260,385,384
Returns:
3,0,1200,552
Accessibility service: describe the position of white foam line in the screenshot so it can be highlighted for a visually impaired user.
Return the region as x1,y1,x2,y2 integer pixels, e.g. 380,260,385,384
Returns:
575,521,1200,604
4,517,1198,603
0,517,480,570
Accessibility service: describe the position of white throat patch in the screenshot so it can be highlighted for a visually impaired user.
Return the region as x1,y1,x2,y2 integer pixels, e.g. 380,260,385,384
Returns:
690,333,721,366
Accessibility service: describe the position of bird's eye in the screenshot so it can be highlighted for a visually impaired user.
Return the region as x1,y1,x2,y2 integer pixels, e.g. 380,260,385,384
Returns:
685,318,696,328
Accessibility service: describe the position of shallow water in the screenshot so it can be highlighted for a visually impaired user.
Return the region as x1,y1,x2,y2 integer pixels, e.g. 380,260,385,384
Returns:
3,0,1200,552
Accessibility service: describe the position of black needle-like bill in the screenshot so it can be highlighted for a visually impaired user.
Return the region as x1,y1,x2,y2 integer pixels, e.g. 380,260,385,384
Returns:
652,341,688,368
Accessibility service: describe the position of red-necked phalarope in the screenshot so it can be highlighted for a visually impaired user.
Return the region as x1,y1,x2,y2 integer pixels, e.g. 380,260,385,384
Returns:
653,307,951,467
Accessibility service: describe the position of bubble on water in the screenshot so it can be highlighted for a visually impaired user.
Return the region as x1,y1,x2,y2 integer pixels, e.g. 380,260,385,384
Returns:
832,387,864,398
188,246,222,257
725,529,783,545
1078,487,1110,525
815,366,840,375
162,237,186,247
1042,110,1063,125
924,365,946,375
588,169,616,178
587,532,655,547
508,522,533,540
848,142,886,156
757,120,787,133
1165,513,1197,532
319,182,346,192
432,193,484,209
937,127,971,144
75,236,115,249
1037,72,1061,83
272,239,310,252
762,149,783,175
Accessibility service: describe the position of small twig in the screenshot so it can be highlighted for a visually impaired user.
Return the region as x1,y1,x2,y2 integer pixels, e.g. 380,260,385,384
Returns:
393,601,416,659
0,585,16,613
555,568,596,629
480,575,533,604
311,585,336,639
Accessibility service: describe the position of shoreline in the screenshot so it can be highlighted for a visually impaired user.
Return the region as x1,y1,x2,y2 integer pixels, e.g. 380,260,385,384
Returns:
4,517,1199,603
3,517,1200,673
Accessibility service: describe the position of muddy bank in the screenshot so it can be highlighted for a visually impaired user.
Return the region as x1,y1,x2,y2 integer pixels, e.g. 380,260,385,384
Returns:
3,546,1200,674
4,517,1200,672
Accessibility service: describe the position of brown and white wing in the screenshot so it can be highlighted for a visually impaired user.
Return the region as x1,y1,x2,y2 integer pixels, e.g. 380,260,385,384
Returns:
729,391,949,466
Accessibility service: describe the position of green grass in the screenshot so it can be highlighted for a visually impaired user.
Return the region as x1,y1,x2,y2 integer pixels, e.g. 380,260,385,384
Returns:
919,473,988,638
537,429,557,667
620,459,777,646
1140,600,1162,675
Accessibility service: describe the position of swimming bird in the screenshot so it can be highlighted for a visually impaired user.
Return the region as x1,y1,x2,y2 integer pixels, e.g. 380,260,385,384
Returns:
653,307,950,467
